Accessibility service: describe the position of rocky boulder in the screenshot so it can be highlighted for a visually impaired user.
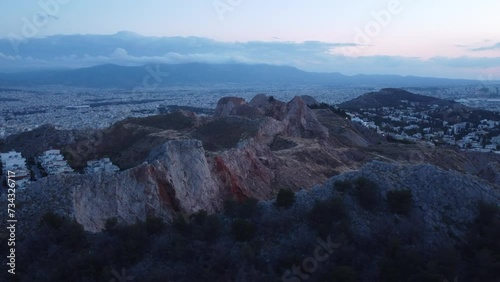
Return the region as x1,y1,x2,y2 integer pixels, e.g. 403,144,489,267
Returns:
147,139,220,212
248,94,287,120
214,97,246,117
284,96,329,139
300,95,319,106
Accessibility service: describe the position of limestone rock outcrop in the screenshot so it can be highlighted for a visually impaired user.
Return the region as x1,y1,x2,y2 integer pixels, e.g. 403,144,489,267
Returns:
6,94,499,236
214,94,328,140
146,139,220,212
214,97,246,117
284,96,329,139
210,140,278,200
14,139,220,232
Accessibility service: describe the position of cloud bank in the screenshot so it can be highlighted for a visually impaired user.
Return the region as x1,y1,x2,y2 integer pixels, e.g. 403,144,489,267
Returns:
0,32,499,79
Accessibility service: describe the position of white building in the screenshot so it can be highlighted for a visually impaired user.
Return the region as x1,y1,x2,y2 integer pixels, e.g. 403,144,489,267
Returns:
452,122,468,134
492,136,500,145
38,149,74,175
1,151,26,171
85,158,120,174
0,151,30,189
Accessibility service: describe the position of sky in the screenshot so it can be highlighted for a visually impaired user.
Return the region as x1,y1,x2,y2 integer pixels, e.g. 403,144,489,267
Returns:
1,0,500,79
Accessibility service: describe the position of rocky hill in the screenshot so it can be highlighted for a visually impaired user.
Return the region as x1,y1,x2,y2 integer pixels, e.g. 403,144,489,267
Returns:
339,88,500,123
3,159,499,281
1,94,500,282
0,124,92,158
324,161,499,245
2,94,499,234
339,88,454,109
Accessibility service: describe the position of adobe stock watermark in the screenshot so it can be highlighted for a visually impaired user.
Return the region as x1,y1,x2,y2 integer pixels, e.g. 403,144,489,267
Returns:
132,64,170,91
337,0,411,57
8,0,72,54
281,235,341,282
213,0,244,21
73,64,169,158
109,268,135,282
475,72,500,98
477,73,498,88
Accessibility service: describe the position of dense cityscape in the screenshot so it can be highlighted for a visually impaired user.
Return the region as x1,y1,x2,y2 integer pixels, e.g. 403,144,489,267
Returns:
2,83,499,191
1,84,499,138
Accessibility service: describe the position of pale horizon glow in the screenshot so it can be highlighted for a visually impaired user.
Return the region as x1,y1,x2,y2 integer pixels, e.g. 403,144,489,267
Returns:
1,0,499,79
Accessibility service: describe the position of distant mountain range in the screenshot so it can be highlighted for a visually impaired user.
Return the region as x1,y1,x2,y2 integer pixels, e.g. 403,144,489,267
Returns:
0,63,483,89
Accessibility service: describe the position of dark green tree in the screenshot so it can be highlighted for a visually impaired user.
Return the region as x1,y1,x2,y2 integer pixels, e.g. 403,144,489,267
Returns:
387,190,413,215
276,188,296,208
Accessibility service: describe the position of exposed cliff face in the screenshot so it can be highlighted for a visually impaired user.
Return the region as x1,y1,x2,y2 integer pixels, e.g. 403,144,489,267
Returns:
72,164,176,233
13,139,219,232
210,140,278,200
5,94,500,234
284,96,329,139
214,94,328,140
214,96,246,117
146,139,220,213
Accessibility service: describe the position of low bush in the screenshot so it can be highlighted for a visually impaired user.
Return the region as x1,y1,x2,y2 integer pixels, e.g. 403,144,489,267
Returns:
276,188,296,208
41,211,65,229
326,266,359,282
104,217,118,231
354,177,380,211
334,180,353,192
387,190,413,215
146,215,165,235
308,196,349,236
231,219,256,242
224,197,259,219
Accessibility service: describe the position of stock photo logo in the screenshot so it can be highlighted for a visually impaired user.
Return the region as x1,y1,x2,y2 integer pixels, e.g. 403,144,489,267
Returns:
336,0,410,57
8,0,72,54
110,268,135,282
281,235,341,282
213,0,244,20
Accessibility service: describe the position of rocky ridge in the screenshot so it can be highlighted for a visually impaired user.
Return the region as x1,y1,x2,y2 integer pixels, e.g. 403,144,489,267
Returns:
2,94,499,233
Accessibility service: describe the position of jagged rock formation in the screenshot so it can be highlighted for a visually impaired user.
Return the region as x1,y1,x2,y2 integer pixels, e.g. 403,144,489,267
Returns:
12,139,220,232
3,94,499,233
146,139,220,213
214,94,328,139
284,96,329,139
214,96,246,117
210,140,277,201
299,95,319,106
